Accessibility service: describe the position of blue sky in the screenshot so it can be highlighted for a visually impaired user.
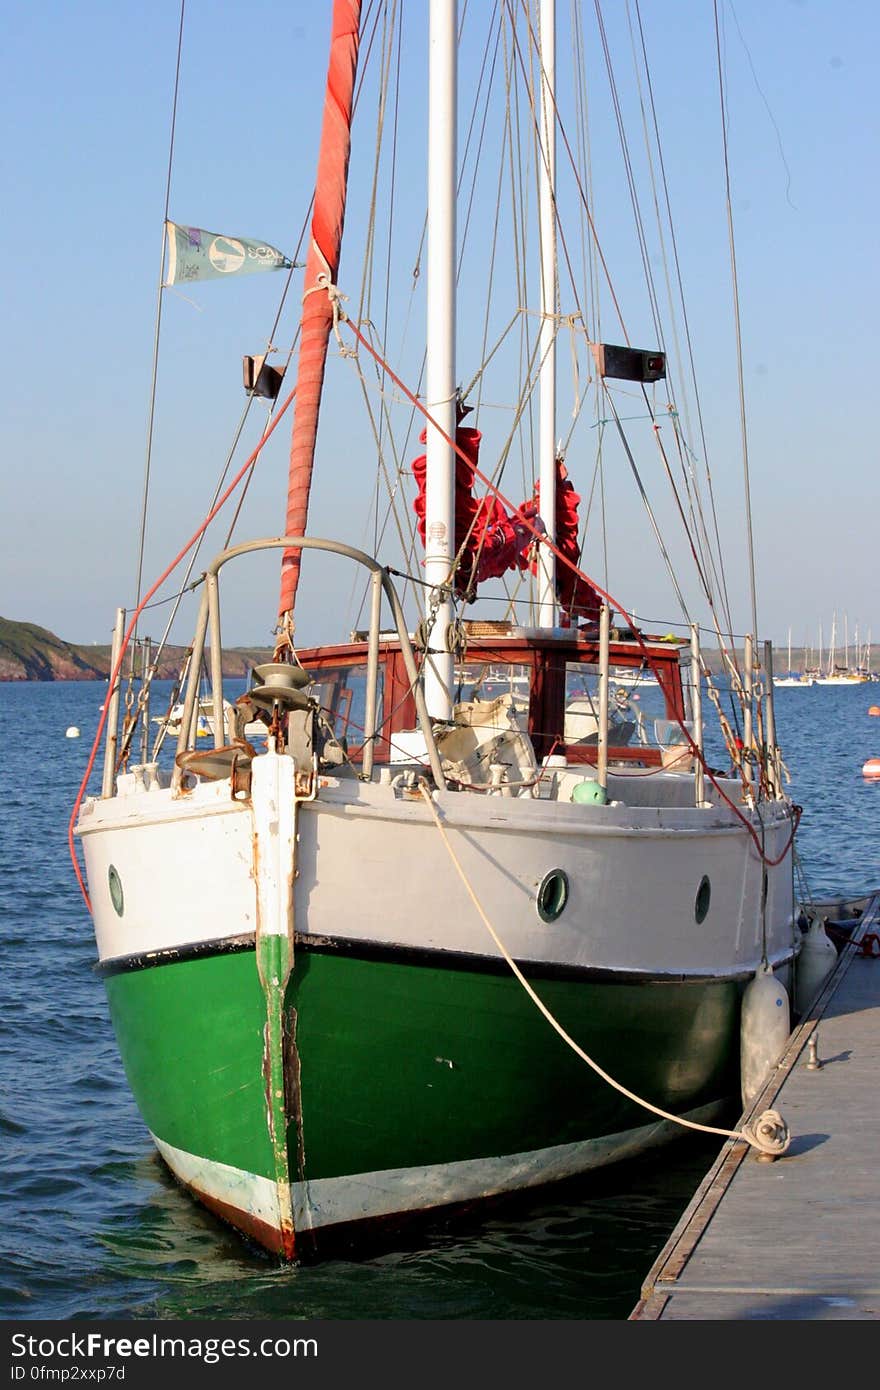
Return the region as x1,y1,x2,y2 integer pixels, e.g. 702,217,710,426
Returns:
2,1,877,660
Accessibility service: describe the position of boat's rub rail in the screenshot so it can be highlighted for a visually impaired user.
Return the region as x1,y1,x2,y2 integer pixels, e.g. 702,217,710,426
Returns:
92,925,797,986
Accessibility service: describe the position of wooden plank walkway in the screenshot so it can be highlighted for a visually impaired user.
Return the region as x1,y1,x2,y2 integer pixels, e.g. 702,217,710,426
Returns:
631,892,880,1320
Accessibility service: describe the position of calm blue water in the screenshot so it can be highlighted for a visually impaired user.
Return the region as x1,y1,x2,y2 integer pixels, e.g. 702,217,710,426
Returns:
1,678,878,1321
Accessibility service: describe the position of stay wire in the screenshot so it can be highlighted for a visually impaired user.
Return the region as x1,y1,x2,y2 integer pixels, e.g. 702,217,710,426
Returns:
131,0,186,655
714,0,760,646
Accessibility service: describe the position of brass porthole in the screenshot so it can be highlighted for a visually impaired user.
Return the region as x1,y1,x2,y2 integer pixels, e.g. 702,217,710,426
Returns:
695,875,711,924
537,869,569,923
108,865,124,918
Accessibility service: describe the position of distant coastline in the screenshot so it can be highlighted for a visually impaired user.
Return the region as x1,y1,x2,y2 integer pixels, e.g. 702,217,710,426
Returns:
1,614,846,682
0,617,271,682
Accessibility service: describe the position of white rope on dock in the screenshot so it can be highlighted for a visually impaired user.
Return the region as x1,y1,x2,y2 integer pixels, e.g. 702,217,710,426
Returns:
418,782,790,1159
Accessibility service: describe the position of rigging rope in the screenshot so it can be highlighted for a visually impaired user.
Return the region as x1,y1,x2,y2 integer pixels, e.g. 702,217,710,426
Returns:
632,0,737,644
714,0,760,647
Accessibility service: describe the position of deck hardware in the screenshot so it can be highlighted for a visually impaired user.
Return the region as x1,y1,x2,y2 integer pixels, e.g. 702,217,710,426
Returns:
806,1033,822,1071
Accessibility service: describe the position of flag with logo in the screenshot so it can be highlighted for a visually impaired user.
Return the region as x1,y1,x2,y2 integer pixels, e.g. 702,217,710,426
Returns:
164,221,293,285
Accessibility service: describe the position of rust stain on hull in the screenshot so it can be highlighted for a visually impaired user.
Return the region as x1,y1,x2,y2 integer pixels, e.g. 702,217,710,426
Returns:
187,1181,296,1260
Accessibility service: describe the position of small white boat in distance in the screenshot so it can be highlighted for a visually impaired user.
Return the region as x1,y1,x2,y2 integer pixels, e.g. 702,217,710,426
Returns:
153,698,267,742
773,630,814,687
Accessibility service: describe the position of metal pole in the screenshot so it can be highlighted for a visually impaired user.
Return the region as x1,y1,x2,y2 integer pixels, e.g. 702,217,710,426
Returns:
424,0,457,721
361,569,382,783
102,607,126,798
743,633,754,799
536,0,557,626
206,572,225,750
139,637,152,765
597,603,610,795
172,588,211,788
763,638,782,798
690,622,705,805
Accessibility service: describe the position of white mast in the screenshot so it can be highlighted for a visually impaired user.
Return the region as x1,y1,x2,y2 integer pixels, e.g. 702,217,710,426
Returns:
536,0,557,627
424,0,458,720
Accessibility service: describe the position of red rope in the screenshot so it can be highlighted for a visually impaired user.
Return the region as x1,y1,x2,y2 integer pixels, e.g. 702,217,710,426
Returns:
67,387,298,912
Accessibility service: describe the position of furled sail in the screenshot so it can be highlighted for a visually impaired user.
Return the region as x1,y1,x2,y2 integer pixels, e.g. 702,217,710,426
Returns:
277,0,362,626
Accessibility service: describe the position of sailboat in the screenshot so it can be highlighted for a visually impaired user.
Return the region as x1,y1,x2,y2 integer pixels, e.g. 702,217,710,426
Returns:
70,2,800,1260
814,611,868,685
773,629,814,688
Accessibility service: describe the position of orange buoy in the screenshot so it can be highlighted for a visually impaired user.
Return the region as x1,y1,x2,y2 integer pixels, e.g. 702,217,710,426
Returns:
869,705,880,717
862,757,880,779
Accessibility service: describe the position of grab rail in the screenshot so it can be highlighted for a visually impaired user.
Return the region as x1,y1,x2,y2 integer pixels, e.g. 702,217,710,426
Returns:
171,536,446,791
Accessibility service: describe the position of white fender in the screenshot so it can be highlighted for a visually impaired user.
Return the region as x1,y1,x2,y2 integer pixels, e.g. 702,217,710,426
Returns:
740,963,790,1109
794,914,838,1016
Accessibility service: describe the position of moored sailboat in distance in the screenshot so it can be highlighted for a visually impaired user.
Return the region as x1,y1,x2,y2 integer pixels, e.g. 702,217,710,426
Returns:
773,629,814,688
70,2,800,1260
814,611,870,685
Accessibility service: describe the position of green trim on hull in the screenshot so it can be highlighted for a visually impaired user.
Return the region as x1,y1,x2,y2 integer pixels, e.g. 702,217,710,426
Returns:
104,942,741,1199
104,950,275,1180
290,949,739,1183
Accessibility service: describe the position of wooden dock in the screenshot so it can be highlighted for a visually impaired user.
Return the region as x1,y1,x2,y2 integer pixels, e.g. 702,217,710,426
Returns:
631,892,880,1321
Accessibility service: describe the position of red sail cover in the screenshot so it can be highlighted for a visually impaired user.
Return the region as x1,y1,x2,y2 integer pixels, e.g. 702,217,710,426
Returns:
412,441,599,623
411,427,535,598
278,0,361,623
533,460,601,625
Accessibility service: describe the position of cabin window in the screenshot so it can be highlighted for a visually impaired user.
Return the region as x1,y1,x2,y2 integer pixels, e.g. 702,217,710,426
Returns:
562,660,689,758
455,661,531,710
564,662,641,747
311,664,383,754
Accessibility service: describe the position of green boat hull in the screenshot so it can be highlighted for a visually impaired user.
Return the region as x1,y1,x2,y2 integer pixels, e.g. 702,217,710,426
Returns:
104,939,741,1254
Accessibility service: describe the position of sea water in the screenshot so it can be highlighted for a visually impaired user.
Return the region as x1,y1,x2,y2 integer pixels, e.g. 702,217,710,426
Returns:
1,678,877,1321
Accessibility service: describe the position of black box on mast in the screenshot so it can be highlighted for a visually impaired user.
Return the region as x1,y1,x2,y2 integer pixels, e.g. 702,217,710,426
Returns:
243,354,285,400
591,343,665,383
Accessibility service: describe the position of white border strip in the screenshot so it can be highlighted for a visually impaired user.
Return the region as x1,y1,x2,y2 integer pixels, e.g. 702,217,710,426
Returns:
152,1101,723,1236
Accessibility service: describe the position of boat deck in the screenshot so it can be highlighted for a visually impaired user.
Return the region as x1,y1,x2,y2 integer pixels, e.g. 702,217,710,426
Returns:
630,890,880,1320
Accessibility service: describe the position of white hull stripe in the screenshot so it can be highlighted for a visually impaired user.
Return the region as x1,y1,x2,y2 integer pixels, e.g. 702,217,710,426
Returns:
151,1102,724,1235
151,1134,283,1227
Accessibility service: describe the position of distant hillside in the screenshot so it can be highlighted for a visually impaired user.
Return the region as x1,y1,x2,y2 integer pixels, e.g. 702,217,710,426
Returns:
0,617,272,682
3,615,852,682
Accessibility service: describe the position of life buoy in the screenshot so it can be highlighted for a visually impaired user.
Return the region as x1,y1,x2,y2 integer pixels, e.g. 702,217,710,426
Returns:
862,757,880,778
